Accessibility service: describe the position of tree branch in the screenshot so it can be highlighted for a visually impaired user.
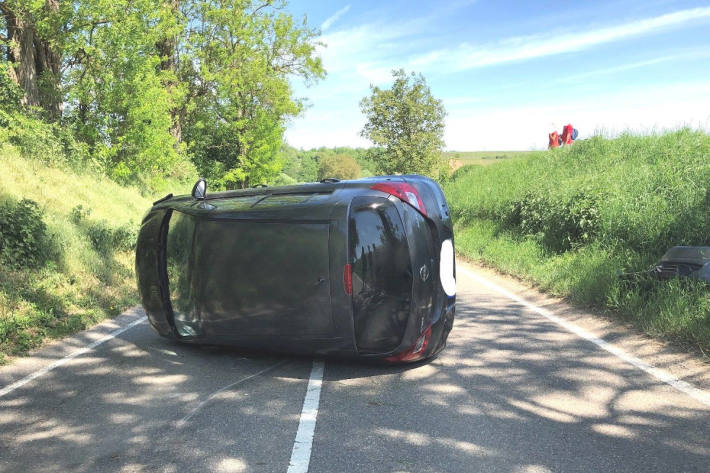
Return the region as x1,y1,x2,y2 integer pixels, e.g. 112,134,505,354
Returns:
66,19,109,34
251,2,272,17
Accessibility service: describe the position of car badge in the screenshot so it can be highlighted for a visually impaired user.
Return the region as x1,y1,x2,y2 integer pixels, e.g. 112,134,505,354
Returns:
420,264,430,282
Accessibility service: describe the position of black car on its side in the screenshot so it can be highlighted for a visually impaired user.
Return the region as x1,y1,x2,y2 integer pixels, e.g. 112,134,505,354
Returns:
136,175,456,362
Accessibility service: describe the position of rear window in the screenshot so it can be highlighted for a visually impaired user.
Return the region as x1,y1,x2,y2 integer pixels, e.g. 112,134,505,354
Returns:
349,197,412,353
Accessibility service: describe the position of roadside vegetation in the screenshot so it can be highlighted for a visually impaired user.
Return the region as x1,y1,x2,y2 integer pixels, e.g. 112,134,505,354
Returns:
0,145,188,363
444,129,710,351
0,0,323,362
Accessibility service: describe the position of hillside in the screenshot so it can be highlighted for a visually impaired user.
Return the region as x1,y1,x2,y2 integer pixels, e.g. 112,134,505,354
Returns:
0,146,168,363
443,129,710,350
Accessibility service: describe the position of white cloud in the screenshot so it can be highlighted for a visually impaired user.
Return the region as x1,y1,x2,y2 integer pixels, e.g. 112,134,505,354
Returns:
555,49,710,83
320,5,351,32
411,6,710,72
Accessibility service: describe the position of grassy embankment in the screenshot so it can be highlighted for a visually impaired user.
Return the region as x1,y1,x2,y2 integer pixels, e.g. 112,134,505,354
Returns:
444,129,710,351
0,146,184,363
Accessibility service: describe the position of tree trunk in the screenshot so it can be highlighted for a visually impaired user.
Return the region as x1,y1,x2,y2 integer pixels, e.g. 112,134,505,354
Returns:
156,0,182,143
1,1,62,119
35,0,62,119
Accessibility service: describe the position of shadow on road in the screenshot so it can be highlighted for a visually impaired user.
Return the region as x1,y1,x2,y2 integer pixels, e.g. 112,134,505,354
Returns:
1,284,709,472
313,290,710,473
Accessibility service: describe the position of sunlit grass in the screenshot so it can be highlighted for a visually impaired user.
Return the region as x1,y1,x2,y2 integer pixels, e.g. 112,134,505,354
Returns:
0,145,166,363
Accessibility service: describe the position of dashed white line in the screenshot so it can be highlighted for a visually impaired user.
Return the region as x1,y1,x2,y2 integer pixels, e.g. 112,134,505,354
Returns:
287,360,325,473
459,266,710,408
0,315,147,398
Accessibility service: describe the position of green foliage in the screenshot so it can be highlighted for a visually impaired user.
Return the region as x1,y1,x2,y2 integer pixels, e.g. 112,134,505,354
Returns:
269,172,298,186
0,148,154,362
0,102,92,170
62,0,185,184
503,190,600,252
445,129,710,350
182,0,324,188
2,0,322,190
71,206,137,253
0,62,23,111
85,220,137,254
360,69,446,177
278,144,374,183
0,197,58,269
317,154,361,180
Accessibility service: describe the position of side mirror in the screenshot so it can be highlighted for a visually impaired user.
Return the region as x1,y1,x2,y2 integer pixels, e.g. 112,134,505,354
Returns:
192,178,207,200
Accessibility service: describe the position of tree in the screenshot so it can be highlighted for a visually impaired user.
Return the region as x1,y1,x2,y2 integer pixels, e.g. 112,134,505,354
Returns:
317,154,360,181
62,0,186,183
0,0,323,189
360,69,446,177
181,0,324,189
0,0,65,119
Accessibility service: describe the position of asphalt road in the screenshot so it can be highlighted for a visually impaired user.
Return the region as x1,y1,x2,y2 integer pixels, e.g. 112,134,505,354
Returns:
1,260,709,473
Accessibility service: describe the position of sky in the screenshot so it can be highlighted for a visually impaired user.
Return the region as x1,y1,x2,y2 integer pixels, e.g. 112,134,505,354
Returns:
283,0,710,151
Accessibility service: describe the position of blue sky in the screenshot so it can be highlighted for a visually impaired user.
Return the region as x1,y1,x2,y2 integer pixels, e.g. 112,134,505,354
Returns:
283,0,710,151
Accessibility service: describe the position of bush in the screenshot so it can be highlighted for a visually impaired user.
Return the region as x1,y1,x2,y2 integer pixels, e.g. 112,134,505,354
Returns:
0,198,57,269
503,190,600,252
71,205,137,253
0,109,92,171
85,219,138,254
317,154,361,180
0,62,23,111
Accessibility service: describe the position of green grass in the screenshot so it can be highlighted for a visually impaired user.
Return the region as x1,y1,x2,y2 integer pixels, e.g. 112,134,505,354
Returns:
444,129,710,351
0,145,177,363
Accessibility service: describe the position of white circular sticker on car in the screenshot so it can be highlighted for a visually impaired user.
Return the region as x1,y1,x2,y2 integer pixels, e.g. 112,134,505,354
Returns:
440,239,456,296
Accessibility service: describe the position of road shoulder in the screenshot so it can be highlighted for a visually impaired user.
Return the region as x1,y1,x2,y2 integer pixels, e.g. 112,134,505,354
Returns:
457,257,710,395
0,306,146,394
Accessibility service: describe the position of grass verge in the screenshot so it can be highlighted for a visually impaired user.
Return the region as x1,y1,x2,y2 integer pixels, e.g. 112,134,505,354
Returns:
444,129,710,352
0,145,168,364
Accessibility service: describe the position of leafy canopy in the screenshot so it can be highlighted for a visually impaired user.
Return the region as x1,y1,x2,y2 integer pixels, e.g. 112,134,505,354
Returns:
0,0,324,190
181,0,324,189
360,69,446,177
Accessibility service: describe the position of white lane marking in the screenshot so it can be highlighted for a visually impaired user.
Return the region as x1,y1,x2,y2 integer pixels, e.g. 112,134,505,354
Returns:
0,315,147,398
459,267,710,408
177,361,287,427
287,360,325,473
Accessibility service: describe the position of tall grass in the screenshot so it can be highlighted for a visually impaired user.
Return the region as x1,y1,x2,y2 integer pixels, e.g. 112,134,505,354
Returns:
444,129,710,350
0,145,180,363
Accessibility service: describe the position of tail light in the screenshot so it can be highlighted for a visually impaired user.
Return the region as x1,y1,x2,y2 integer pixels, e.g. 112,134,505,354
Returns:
385,325,432,362
343,263,353,295
371,182,427,216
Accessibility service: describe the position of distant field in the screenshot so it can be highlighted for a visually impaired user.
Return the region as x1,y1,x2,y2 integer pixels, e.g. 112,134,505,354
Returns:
444,150,535,160
443,150,538,170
